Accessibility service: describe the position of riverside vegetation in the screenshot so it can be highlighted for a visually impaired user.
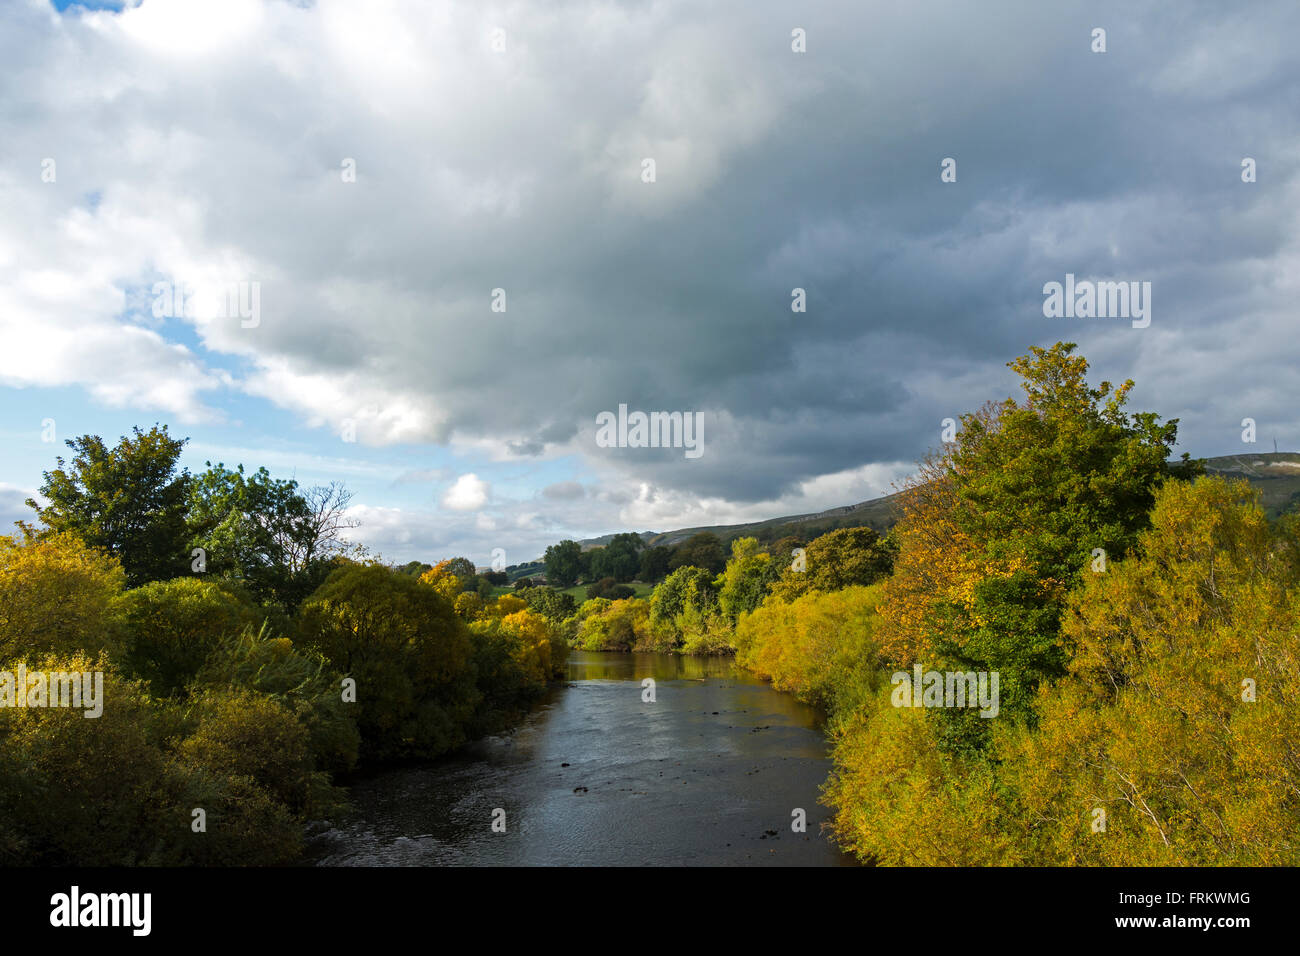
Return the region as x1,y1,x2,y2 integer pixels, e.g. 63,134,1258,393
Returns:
2,342,1296,865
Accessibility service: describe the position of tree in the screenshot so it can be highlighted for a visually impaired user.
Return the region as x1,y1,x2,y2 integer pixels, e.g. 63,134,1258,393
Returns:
648,565,721,651
419,558,476,603
999,477,1300,865
194,623,360,776
115,577,266,697
0,532,125,664
544,540,583,587
768,527,894,602
23,426,191,586
639,545,672,582
735,585,883,710
281,482,360,575
667,532,726,574
178,689,315,814
576,598,651,651
0,653,169,865
715,537,777,622
588,533,644,582
878,342,1195,732
187,462,324,607
515,586,577,622
586,577,634,600
296,565,477,761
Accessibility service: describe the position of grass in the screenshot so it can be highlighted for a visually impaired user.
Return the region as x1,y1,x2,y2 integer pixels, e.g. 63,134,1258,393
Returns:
490,581,656,601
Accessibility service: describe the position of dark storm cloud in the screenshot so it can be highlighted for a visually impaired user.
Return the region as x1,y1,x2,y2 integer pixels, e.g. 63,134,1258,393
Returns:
4,0,1298,510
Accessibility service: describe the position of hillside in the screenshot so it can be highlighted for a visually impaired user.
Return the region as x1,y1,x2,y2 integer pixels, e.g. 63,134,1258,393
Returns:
1202,452,1300,516
566,452,1299,558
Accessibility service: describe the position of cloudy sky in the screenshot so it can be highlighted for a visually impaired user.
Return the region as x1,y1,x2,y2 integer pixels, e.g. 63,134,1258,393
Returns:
2,0,1297,566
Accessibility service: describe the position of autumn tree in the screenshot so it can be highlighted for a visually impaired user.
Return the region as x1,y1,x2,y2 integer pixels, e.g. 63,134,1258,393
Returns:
0,532,125,663
998,477,1300,864
296,565,477,761
878,342,1196,735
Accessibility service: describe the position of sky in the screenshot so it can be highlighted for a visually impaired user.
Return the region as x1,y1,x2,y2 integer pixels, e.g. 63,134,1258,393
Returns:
2,0,1298,567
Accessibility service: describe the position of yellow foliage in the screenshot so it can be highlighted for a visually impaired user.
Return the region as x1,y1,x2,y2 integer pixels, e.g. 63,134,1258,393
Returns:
0,532,126,664
736,585,882,708
418,560,463,603
493,594,528,617
499,609,553,684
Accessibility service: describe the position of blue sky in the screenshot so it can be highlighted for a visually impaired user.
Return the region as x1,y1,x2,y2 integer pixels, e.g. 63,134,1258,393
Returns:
3,0,1298,564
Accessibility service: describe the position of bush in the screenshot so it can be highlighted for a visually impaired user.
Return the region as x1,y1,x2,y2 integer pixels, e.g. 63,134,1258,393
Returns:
115,577,266,697
0,532,125,664
295,564,477,761
0,654,165,865
576,598,651,651
192,624,361,777
736,585,884,711
177,689,316,814
586,577,634,601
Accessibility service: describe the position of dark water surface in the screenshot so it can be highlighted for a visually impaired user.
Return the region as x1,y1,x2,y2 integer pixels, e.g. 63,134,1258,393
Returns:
308,650,856,866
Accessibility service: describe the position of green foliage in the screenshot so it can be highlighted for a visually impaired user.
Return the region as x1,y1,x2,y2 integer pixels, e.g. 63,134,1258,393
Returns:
952,342,1193,586
515,586,577,622
192,623,360,776
827,477,1300,865
0,654,166,865
153,767,304,866
586,576,634,600
0,469,572,867
715,537,778,623
177,688,315,814
735,585,884,713
575,597,651,651
667,532,726,574
588,533,644,582
295,564,477,761
769,526,895,602
638,545,672,582
115,577,266,697
649,565,719,630
24,426,192,587
543,539,583,587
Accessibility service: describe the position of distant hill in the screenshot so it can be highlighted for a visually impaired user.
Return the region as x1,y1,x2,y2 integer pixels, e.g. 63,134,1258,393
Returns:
1201,451,1300,516
561,451,1299,560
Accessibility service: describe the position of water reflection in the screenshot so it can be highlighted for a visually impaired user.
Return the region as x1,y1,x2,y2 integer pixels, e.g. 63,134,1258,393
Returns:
309,651,857,866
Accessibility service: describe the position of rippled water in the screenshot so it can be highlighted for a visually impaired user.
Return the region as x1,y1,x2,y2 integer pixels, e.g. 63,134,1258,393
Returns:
308,650,857,866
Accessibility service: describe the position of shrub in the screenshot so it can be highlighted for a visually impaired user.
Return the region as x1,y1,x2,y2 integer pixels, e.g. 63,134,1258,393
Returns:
114,577,266,697
295,564,477,761
0,532,125,664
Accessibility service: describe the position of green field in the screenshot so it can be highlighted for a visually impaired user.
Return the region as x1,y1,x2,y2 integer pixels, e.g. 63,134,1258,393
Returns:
491,581,656,601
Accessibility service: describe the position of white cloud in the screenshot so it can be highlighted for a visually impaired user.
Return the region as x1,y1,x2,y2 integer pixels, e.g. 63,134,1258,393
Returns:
442,473,489,512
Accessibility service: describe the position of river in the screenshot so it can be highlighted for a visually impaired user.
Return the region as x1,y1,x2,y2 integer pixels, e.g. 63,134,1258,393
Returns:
308,650,857,866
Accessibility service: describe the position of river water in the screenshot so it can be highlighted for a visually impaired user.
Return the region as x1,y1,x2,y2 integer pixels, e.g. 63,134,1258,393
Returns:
308,651,856,866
